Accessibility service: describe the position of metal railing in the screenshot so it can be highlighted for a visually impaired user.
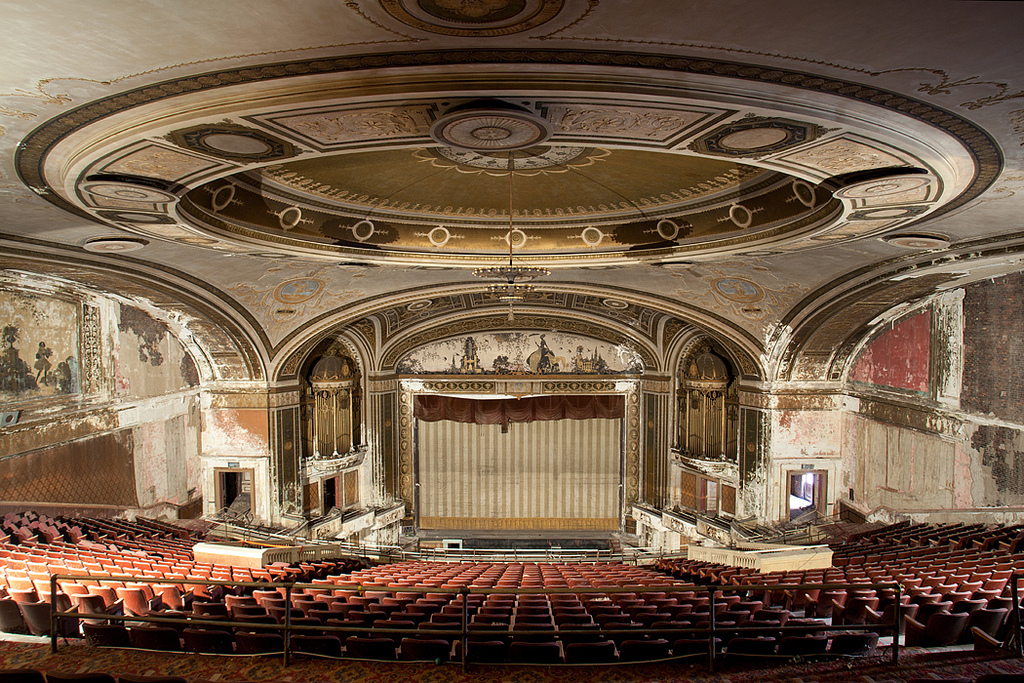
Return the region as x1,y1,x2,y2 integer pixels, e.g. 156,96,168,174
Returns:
47,573,902,672
325,539,662,564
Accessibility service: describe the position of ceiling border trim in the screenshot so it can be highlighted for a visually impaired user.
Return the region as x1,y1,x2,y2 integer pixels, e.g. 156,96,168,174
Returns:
16,49,1001,229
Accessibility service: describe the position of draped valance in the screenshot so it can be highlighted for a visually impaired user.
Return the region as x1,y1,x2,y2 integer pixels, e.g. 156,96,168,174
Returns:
413,394,624,424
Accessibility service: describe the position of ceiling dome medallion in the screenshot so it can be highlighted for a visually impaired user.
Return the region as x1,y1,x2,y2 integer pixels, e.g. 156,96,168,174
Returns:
83,237,149,253
430,99,553,151
883,233,951,249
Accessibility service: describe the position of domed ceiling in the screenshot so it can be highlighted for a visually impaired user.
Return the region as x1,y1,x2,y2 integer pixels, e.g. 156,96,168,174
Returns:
181,142,835,258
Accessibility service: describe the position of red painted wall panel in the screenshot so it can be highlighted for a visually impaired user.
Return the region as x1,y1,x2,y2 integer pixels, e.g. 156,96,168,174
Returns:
850,310,930,393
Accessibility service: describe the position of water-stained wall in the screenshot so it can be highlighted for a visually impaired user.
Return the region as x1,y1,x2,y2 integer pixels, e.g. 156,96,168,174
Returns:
0,281,202,518
840,279,1024,517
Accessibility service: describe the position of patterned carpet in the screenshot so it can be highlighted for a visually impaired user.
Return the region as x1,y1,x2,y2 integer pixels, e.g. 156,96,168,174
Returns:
0,640,1022,683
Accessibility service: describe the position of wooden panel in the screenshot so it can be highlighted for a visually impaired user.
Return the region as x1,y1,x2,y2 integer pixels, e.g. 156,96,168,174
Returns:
303,481,319,514
721,484,736,515
680,471,697,509
344,470,359,508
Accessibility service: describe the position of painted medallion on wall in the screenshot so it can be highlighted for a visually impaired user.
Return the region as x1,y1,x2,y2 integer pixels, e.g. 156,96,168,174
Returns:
0,291,80,400
396,331,643,375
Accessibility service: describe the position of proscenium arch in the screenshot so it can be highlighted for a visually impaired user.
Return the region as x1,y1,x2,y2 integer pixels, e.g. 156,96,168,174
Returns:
380,312,660,373
270,280,769,382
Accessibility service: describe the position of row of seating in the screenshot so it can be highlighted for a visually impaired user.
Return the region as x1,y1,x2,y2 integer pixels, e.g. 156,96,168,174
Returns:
655,522,1024,651
2,668,1023,683
0,669,286,683
75,621,881,663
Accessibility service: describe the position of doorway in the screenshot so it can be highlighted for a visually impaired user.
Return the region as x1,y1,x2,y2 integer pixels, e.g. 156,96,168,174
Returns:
788,470,826,521
216,468,253,515
698,477,719,515
323,475,339,511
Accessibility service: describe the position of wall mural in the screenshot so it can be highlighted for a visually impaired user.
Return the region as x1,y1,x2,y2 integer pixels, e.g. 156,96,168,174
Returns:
396,331,644,375
0,291,80,399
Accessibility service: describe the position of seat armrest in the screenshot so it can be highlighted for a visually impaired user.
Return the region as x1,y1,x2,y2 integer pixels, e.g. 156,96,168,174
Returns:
971,626,1003,652
903,616,926,647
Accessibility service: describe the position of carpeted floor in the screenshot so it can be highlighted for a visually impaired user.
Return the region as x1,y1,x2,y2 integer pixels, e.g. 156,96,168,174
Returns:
0,639,1022,683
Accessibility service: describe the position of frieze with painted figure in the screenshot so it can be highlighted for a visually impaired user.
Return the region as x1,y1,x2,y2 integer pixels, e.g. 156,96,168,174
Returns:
396,331,643,375
1,291,80,400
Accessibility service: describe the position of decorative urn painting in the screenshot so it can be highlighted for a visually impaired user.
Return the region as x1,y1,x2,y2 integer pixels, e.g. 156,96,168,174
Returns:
396,331,643,375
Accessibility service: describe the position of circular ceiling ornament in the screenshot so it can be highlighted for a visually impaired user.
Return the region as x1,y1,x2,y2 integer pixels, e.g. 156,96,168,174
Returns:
428,226,451,247
507,229,528,249
430,100,553,151
83,237,149,253
832,174,933,199
168,123,296,162
581,226,604,247
690,117,825,158
380,0,564,36
882,232,950,249
352,220,376,242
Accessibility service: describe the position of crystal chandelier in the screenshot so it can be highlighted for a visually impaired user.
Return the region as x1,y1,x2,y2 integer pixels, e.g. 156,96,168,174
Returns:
473,152,549,320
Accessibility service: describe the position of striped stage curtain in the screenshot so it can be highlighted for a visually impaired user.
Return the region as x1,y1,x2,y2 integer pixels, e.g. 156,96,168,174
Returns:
418,417,620,531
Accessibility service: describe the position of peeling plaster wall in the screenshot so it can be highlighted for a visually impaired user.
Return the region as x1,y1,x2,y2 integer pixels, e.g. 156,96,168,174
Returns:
849,311,930,394
846,414,959,510
0,283,203,518
766,401,842,521
839,279,1024,520
201,405,270,458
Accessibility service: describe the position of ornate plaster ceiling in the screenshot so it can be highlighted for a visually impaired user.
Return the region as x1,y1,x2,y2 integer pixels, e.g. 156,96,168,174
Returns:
1,1,1022,382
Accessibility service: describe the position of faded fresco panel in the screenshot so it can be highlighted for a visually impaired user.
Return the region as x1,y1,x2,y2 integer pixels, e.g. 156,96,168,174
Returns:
115,304,198,398
397,331,643,375
0,291,80,402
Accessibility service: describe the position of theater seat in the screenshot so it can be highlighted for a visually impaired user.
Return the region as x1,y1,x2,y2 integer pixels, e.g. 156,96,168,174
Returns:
82,623,131,648
905,612,970,647
564,640,617,664
0,669,47,683
618,638,671,662
399,637,452,662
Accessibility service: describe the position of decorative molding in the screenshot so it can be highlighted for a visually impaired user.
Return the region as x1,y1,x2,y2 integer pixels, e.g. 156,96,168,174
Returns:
379,0,565,36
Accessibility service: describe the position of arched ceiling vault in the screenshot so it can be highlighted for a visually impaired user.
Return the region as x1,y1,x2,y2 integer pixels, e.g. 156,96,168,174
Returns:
269,280,767,382
774,233,1024,383
0,240,266,382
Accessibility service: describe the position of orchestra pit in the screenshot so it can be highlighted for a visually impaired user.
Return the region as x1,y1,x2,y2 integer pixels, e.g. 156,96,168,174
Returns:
2,1,1024,681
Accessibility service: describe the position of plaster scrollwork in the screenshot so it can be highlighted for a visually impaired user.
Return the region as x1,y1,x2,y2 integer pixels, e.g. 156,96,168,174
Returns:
784,139,904,175
672,450,740,484
554,106,700,139
398,386,415,506
1011,110,1024,147
272,106,435,146
624,381,641,506
101,145,220,182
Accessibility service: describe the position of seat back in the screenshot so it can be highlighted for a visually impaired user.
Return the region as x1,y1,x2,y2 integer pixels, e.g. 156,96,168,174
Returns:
924,611,970,647
619,638,671,662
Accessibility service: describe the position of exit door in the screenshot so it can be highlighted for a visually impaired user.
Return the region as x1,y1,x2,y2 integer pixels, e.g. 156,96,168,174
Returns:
216,468,253,515
788,470,826,521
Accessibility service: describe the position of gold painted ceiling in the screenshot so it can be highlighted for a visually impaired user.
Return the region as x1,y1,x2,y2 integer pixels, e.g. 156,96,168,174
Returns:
1,1,1022,383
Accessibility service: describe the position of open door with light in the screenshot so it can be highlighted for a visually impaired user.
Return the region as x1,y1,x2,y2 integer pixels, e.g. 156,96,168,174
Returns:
788,470,826,521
